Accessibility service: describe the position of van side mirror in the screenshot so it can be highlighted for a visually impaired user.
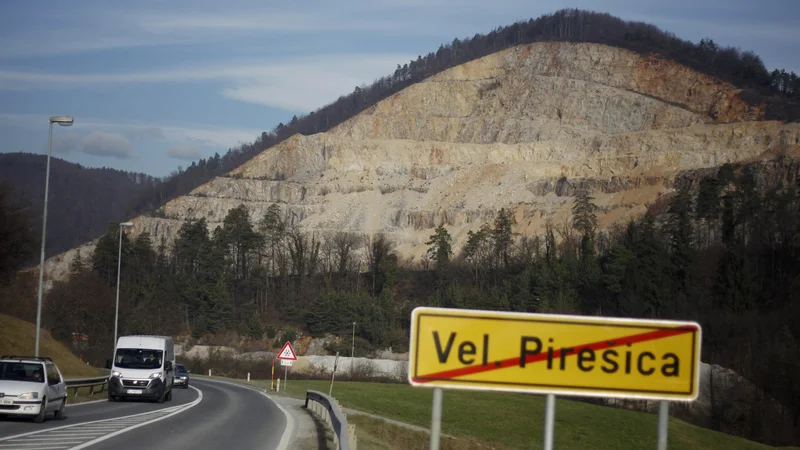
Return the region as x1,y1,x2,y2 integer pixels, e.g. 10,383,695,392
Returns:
165,361,172,371
105,359,112,369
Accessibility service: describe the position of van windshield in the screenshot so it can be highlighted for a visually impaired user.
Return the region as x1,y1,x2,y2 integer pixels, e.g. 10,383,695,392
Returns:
114,349,163,370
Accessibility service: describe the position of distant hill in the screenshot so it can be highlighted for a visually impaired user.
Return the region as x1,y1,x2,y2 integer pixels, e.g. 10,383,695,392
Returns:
0,152,158,261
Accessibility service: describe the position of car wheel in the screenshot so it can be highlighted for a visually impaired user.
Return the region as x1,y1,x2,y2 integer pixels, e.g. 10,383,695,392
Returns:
156,388,165,404
184,384,188,389
165,390,172,402
54,398,67,420
33,397,47,423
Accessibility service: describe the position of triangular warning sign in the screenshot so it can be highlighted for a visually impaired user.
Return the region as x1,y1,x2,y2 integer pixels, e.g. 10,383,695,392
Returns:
276,341,297,360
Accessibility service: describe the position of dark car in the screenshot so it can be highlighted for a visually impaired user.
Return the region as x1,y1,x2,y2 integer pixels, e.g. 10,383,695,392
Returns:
173,364,190,389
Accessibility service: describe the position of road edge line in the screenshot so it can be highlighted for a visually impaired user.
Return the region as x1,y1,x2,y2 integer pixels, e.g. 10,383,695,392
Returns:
68,386,203,450
199,377,295,450
66,399,106,407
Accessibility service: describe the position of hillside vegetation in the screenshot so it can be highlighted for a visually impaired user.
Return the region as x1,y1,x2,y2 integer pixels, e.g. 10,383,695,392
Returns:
0,153,157,260
0,313,101,378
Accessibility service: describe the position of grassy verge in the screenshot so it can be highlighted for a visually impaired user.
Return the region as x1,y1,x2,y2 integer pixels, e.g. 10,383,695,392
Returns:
242,379,776,450
0,313,103,378
349,415,490,450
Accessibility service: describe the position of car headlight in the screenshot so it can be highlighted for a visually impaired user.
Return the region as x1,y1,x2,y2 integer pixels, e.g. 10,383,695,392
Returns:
18,392,39,400
149,372,162,379
111,371,123,378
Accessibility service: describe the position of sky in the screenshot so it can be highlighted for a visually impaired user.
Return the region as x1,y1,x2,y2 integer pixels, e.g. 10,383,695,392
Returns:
0,0,797,177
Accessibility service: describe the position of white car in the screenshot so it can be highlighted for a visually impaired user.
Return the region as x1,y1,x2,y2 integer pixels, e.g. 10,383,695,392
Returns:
0,356,67,423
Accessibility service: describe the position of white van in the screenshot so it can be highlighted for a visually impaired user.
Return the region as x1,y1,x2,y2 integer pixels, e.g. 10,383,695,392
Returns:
106,335,175,403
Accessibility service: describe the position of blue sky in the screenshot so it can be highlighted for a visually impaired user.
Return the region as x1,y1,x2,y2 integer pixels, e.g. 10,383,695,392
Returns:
0,0,797,177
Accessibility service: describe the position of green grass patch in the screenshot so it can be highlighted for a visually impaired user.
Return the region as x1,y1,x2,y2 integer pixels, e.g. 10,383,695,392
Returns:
248,379,775,450
0,313,103,378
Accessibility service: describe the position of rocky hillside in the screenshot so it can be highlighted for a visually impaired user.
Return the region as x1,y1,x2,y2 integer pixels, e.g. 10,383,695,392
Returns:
42,41,800,280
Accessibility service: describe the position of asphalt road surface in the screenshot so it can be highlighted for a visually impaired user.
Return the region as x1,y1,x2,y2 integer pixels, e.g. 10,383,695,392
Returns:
0,378,292,450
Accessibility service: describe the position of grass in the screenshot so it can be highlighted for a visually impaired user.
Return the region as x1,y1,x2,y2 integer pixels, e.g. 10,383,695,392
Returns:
0,313,103,378
245,378,779,450
349,415,490,450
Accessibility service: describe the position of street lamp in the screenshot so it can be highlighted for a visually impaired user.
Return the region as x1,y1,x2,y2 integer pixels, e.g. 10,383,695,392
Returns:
113,222,134,349
34,116,74,357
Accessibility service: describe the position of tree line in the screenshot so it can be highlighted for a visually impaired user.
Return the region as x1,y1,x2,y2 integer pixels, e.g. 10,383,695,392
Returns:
124,9,800,219
0,152,159,260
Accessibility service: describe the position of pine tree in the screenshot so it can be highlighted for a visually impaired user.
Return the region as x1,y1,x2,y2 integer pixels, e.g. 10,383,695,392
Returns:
425,225,453,272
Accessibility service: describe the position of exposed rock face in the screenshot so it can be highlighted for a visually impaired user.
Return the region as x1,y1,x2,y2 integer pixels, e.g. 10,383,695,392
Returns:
42,42,800,280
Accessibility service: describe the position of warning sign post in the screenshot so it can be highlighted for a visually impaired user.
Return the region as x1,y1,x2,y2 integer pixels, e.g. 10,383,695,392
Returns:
409,306,702,450
273,341,297,391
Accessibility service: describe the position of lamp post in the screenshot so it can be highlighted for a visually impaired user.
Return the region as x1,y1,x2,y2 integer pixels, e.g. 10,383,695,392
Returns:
113,222,134,349
34,116,74,357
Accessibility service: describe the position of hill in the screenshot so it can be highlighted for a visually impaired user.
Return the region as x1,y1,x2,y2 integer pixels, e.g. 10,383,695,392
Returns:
0,313,101,378
42,39,799,279
0,152,158,261
120,9,799,222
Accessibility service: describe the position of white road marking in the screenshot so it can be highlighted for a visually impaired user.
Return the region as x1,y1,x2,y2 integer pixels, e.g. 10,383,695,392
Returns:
199,377,295,450
0,387,202,449
66,399,106,407
69,386,202,450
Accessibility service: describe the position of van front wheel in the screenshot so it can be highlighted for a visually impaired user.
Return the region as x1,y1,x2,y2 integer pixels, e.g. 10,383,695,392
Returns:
156,388,165,404
165,389,172,402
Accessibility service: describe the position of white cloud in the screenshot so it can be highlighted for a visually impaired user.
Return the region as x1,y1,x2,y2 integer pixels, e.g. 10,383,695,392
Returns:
0,53,413,112
0,112,262,152
168,146,205,160
0,4,426,59
81,131,134,159
125,127,166,141
136,11,402,33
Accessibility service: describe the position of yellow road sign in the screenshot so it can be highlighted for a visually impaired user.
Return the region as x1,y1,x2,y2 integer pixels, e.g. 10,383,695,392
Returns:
408,307,701,401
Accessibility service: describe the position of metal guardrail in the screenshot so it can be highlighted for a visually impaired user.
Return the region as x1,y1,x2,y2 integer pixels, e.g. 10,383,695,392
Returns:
65,375,109,398
304,390,357,450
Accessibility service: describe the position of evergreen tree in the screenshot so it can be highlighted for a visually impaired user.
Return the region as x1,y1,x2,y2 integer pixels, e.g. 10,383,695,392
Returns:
425,225,453,272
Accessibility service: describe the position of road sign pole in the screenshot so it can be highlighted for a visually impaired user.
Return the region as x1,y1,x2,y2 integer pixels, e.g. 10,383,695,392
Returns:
657,400,669,450
285,365,288,389
271,358,275,390
429,387,443,450
543,394,556,450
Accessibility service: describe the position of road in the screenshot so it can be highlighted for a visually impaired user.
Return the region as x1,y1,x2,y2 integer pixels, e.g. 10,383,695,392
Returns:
0,378,293,450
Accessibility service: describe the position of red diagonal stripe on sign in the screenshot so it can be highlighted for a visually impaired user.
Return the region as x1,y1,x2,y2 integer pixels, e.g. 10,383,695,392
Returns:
412,325,697,383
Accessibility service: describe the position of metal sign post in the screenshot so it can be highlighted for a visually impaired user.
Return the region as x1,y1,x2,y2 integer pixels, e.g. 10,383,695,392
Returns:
657,400,669,450
543,394,556,450
429,387,443,450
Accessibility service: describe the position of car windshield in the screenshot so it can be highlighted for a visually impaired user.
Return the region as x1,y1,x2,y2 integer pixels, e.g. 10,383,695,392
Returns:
114,349,163,370
176,364,186,373
0,362,45,383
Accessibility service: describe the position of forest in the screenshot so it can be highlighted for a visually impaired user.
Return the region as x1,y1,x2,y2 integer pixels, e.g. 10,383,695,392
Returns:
0,152,159,260
1,156,798,445
124,9,800,220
